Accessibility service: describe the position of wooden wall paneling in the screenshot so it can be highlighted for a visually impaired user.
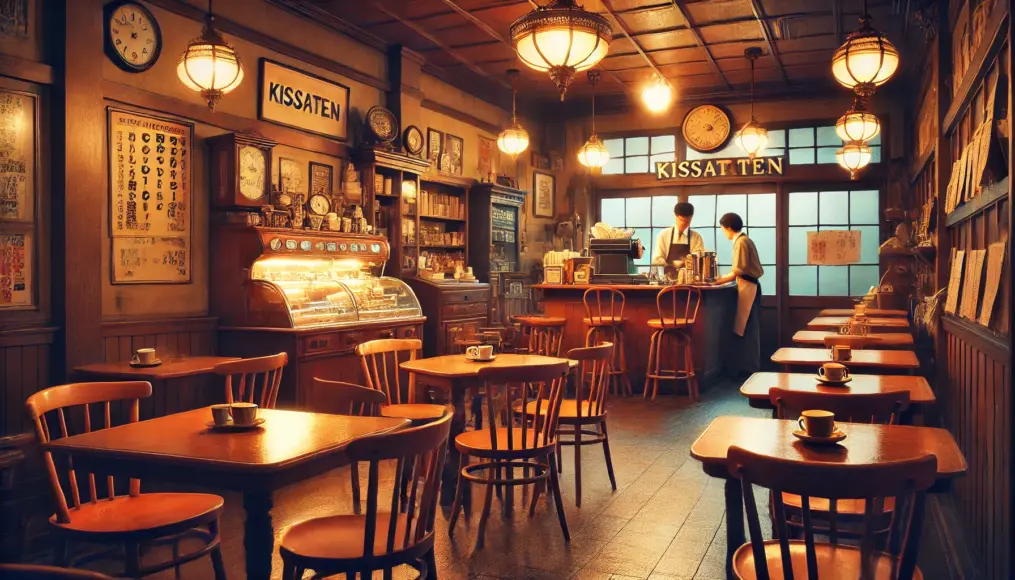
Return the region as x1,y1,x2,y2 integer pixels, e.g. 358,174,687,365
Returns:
99,317,218,362
0,328,55,437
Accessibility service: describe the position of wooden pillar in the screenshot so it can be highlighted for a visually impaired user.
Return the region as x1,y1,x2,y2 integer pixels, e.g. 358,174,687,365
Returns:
53,0,105,374
931,0,952,400
386,44,425,148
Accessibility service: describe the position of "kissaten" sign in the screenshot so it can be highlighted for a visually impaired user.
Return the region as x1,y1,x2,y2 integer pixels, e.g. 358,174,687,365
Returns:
655,156,784,180
259,59,350,141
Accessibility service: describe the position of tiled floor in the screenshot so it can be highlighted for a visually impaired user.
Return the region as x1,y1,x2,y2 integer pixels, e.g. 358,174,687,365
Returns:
88,381,948,579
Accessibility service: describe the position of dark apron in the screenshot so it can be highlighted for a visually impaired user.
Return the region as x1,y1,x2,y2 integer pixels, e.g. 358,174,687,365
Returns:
663,229,691,278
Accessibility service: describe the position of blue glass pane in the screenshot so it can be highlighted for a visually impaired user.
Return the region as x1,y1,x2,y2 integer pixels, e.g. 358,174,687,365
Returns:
687,194,717,226
850,265,880,296
632,228,652,265
604,138,624,158
651,135,675,153
818,265,849,296
871,146,882,163
748,193,777,227
760,271,775,296
626,156,649,173
819,190,849,225
651,195,679,226
716,194,747,225
601,198,625,226
789,128,814,146
603,157,624,175
751,227,776,265
817,147,838,164
698,228,717,256
852,225,880,263
788,226,814,264
650,153,675,171
626,197,651,226
789,148,815,164
869,133,881,145
789,266,817,296
685,147,708,160
849,189,880,224
715,229,734,266
626,137,649,155
789,191,818,225
817,126,839,146
766,130,786,149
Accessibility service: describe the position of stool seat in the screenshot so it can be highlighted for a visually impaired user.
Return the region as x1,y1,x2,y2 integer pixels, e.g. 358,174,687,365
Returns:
515,316,567,327
645,285,702,402
583,316,625,327
647,317,692,329
380,403,446,423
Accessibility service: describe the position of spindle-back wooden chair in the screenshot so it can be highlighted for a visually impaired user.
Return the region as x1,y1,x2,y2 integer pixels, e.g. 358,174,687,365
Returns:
645,285,702,401
214,352,288,409
582,287,631,397
448,361,571,548
728,446,936,580
515,316,566,357
279,413,452,580
25,382,226,579
356,339,446,424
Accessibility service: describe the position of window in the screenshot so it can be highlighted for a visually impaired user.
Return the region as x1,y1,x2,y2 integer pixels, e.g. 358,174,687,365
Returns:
686,193,778,296
599,195,679,272
788,189,881,296
684,125,882,165
602,135,676,175
685,130,786,160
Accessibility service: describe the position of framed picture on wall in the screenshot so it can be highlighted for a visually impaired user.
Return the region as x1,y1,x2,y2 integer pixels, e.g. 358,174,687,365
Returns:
309,161,333,197
532,170,555,218
427,128,443,169
279,157,303,194
446,133,463,175
478,135,495,180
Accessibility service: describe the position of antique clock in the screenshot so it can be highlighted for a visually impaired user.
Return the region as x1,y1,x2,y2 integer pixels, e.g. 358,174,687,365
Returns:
682,104,732,153
208,132,278,208
104,1,162,73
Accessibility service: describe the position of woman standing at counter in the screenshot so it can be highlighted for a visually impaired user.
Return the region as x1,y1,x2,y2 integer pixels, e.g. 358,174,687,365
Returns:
713,212,764,375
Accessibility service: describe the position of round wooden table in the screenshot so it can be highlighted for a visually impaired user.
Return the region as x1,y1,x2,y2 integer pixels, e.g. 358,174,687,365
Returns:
400,353,569,505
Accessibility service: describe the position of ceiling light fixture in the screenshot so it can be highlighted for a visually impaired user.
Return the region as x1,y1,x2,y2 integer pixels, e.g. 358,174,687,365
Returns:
577,70,609,171
734,47,768,159
177,0,243,110
835,97,881,143
836,140,873,179
831,0,899,96
510,0,612,101
497,69,530,159
641,74,673,114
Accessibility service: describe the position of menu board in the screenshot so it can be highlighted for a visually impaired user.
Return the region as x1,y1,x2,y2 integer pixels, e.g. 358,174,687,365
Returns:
108,109,192,283
0,91,34,222
944,250,964,315
959,249,985,320
807,230,861,265
978,242,1006,326
0,232,31,307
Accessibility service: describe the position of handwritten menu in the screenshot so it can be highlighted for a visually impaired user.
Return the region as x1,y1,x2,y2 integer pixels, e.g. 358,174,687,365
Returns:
944,250,965,315
806,230,861,265
108,109,191,283
960,249,986,320
0,91,34,222
0,233,31,307
978,242,1006,326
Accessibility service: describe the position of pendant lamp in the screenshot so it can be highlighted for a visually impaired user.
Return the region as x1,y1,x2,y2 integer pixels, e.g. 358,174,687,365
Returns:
177,0,243,110
836,141,872,179
497,69,530,159
835,97,881,143
831,0,899,96
734,48,768,159
510,0,612,101
577,70,609,171
641,74,673,114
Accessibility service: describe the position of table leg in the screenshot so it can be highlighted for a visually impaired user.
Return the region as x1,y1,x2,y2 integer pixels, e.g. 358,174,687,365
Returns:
242,490,274,580
725,478,745,580
442,382,469,507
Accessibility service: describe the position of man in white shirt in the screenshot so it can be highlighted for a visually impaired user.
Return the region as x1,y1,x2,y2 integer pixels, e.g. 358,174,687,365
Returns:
652,202,705,277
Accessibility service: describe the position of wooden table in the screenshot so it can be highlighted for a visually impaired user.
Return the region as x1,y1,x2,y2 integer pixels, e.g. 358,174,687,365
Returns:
401,353,569,505
807,316,910,331
690,416,966,579
771,347,920,373
791,329,914,348
74,356,238,419
818,308,907,317
739,372,936,410
46,407,408,580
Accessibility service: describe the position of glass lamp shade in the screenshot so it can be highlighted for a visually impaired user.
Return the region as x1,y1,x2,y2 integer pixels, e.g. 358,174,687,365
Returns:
836,141,873,179
177,21,244,110
497,124,530,158
831,19,899,94
836,109,880,143
641,76,673,114
577,134,609,169
734,121,768,159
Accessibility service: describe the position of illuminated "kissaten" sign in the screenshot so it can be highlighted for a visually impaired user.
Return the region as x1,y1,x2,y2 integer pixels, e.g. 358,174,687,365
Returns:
655,157,785,180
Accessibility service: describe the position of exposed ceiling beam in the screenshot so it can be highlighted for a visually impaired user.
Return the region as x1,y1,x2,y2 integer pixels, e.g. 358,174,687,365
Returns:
833,0,843,45
668,0,733,91
600,0,670,88
747,0,790,85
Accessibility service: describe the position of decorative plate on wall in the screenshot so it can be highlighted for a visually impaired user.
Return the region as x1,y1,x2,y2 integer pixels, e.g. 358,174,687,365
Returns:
681,104,732,153
366,106,398,144
403,125,424,156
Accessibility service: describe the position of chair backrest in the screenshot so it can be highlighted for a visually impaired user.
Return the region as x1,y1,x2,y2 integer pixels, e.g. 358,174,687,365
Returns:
356,339,421,405
477,362,569,451
518,317,566,357
345,413,452,561
568,343,613,418
0,564,113,579
823,335,873,349
770,388,910,425
728,446,937,580
582,286,625,324
311,378,386,417
24,381,153,524
214,352,288,409
655,285,702,327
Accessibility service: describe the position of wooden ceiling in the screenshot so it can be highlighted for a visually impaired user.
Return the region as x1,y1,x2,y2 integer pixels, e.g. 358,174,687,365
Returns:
280,0,917,110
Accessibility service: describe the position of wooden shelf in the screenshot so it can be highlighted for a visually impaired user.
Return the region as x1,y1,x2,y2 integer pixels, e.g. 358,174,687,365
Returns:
942,3,1009,135
420,245,465,250
945,177,1009,228
420,214,466,222
880,244,937,265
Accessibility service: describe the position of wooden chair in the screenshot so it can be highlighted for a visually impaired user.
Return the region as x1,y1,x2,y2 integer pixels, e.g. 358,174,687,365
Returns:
214,352,288,409
728,446,936,580
25,382,226,579
448,361,571,548
582,287,631,397
0,564,113,579
279,413,452,580
514,316,566,356
645,285,702,402
356,339,446,424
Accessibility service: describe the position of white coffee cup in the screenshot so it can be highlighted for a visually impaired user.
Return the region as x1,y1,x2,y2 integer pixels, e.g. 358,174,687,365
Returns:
819,362,849,382
210,404,232,426
132,348,157,365
466,345,494,360
230,402,258,426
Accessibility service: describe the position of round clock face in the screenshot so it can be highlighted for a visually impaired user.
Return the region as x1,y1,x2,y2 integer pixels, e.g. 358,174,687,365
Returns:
239,146,267,201
404,126,424,155
682,105,732,153
308,194,331,216
105,1,162,73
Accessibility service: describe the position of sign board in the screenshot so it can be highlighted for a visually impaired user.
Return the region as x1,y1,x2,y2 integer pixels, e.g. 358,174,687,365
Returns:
0,232,31,307
259,59,349,141
806,230,861,265
112,236,189,284
655,157,784,180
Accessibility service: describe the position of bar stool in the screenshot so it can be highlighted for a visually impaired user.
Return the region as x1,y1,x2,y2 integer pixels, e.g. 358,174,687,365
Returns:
514,316,566,356
645,285,701,402
582,287,631,397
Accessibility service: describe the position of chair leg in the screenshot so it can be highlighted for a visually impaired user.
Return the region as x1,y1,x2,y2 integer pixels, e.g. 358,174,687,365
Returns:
528,475,543,517
351,461,361,515
685,334,699,401
209,519,228,580
171,539,182,579
573,423,583,508
472,391,483,430
644,330,657,399
601,420,617,491
54,537,69,567
425,546,439,580
476,475,496,549
124,542,142,579
281,559,296,580
652,331,665,401
617,328,632,397
546,452,571,542
448,454,468,536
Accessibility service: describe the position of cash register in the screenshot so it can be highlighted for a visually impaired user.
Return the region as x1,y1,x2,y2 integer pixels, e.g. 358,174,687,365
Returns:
589,238,649,284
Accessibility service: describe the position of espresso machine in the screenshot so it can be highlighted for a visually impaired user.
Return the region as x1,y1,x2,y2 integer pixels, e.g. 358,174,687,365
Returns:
684,251,718,283
589,238,647,284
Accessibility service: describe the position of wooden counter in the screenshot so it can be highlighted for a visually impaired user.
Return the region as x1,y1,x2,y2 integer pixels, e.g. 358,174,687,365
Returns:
533,283,737,391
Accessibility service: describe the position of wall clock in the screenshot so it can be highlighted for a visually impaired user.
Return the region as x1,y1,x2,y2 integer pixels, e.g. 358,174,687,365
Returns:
403,125,424,156
104,1,162,73
207,132,277,208
681,104,732,153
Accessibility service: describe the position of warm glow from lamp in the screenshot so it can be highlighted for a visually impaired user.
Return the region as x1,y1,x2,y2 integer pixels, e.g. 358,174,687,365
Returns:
577,134,609,169
831,13,899,95
641,76,673,113
497,123,530,158
836,141,872,179
835,108,880,143
177,7,243,110
735,122,768,159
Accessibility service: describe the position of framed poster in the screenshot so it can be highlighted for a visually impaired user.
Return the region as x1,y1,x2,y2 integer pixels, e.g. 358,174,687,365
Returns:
259,59,349,141
278,157,303,194
446,133,463,175
532,170,555,218
108,108,192,284
531,151,550,171
0,90,36,222
0,232,31,308
309,161,333,197
427,128,443,169
477,135,494,180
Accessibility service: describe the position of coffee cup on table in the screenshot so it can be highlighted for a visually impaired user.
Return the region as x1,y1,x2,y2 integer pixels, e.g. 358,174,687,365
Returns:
210,404,232,427
230,403,258,426
819,362,849,382
466,345,494,360
798,410,836,438
131,348,157,365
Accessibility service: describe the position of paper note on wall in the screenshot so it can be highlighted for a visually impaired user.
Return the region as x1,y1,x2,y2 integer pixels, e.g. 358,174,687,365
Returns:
112,236,189,284
807,230,861,265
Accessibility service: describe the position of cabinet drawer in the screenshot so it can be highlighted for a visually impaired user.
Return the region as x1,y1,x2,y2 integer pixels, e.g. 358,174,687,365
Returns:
397,325,421,339
442,289,489,304
442,302,488,320
299,326,398,355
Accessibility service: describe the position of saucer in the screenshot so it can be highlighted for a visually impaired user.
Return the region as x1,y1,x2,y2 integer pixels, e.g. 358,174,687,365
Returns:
465,355,497,363
205,418,266,431
814,375,852,386
129,359,163,368
792,429,847,445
